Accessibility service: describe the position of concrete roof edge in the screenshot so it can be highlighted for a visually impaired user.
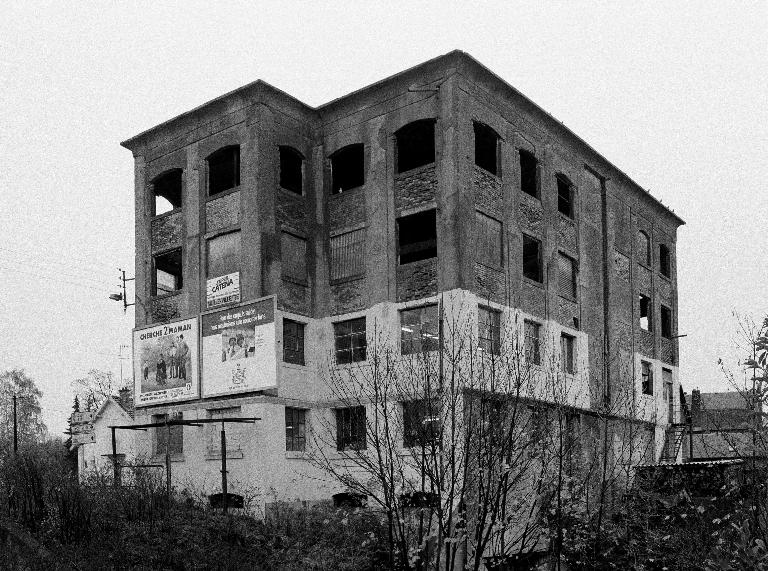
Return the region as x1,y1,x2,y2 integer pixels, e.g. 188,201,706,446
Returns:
120,79,317,151
452,52,685,227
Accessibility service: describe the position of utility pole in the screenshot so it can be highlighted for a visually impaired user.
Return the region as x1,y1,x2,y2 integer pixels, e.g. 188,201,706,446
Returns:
13,394,18,454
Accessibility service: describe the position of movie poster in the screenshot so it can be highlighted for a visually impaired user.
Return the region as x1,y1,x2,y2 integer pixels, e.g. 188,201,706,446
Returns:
201,297,276,397
133,318,198,406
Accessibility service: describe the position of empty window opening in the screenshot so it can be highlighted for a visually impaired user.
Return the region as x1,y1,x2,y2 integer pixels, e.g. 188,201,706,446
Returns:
152,169,182,216
207,231,240,279
207,146,240,196
154,412,183,455
663,369,674,421
398,209,437,264
396,120,435,173
522,234,542,282
474,122,499,175
476,211,503,268
331,144,364,193
336,406,366,451
659,244,671,278
330,228,365,281
401,304,439,355
281,231,307,282
661,305,672,339
279,146,303,194
561,333,576,375
557,175,574,218
639,294,652,331
154,248,183,295
478,306,501,355
557,253,577,299
283,319,305,365
525,320,541,365
519,150,538,198
285,407,307,452
334,317,367,364
403,399,441,448
638,230,651,266
641,361,654,395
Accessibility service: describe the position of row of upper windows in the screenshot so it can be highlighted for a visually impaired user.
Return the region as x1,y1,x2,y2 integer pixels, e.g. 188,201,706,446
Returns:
638,294,675,339
637,230,673,278
149,120,577,219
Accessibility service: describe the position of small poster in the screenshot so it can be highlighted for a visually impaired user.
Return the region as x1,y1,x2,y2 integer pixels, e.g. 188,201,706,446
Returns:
133,318,199,406
207,272,241,309
202,298,277,397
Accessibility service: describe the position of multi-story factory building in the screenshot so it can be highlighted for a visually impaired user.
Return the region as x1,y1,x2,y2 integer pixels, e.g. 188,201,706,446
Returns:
121,51,684,504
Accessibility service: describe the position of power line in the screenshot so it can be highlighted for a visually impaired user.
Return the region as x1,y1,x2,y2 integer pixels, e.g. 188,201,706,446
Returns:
0,263,112,293
0,249,118,288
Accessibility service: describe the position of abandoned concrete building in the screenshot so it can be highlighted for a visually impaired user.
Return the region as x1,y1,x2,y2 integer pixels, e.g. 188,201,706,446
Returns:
119,51,684,507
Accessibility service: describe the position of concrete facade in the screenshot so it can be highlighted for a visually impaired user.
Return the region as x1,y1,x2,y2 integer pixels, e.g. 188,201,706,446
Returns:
120,51,684,506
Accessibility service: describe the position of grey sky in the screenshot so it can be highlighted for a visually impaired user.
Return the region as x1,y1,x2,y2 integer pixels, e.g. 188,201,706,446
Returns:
1,2,765,436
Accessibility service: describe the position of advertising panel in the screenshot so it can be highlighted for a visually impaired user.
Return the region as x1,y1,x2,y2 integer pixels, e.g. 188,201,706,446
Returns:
206,272,241,309
201,298,276,397
133,318,198,406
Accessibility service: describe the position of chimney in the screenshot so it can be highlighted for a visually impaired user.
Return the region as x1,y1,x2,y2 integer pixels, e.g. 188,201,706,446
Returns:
690,389,701,427
118,387,134,416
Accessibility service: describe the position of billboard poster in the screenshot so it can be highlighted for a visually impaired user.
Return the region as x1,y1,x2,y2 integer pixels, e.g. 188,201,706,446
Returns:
201,298,276,397
133,318,198,406
207,272,240,309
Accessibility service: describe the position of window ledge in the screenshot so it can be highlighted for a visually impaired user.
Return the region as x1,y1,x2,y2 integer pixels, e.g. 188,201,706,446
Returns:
330,274,366,286
328,449,368,460
150,290,183,301
206,185,241,202
558,293,577,303
205,450,244,461
476,261,503,272
278,186,304,198
282,276,309,287
520,190,542,203
472,164,501,181
285,451,308,460
152,208,182,220
151,453,185,463
659,273,672,282
334,359,368,369
559,213,576,225
522,276,544,289
282,361,309,371
331,185,364,197
395,163,436,178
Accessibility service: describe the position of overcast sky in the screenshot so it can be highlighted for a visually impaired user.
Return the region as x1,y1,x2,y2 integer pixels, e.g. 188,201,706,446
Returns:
1,2,765,436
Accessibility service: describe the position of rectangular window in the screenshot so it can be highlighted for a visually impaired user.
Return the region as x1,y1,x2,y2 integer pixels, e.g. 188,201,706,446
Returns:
279,146,303,195
557,253,577,299
524,320,541,365
283,319,305,365
661,305,672,339
476,211,503,268
208,146,240,196
285,407,307,452
557,176,574,218
478,306,501,355
154,412,183,455
330,228,365,281
663,368,674,421
207,407,242,455
561,334,576,375
522,234,542,282
334,317,367,364
281,231,307,282
642,361,654,395
336,406,366,451
519,150,538,198
403,400,441,448
154,248,183,295
639,294,652,331
396,120,435,173
659,244,671,278
400,304,440,355
398,209,437,264
207,231,240,278
474,122,499,176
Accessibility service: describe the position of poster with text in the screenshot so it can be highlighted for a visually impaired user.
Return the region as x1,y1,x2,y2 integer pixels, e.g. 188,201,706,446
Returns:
133,318,198,406
207,272,241,309
202,298,276,397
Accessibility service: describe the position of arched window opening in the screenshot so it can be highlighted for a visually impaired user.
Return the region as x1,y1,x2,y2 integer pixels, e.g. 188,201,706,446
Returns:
330,144,364,194
395,119,435,173
207,146,240,196
152,169,182,216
